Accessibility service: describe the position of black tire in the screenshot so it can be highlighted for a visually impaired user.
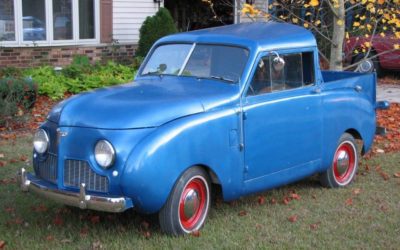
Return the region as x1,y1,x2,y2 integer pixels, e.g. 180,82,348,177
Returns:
159,166,211,236
353,52,382,77
320,133,358,188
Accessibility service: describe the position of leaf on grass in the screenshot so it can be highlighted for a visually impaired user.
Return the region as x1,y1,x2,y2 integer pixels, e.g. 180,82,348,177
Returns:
282,196,290,205
238,210,247,216
0,240,5,249
257,196,265,205
290,193,301,200
53,216,64,226
394,172,400,178
0,161,7,167
345,198,353,206
90,215,100,224
140,220,150,231
288,215,298,223
9,159,18,164
352,188,361,195
191,230,200,237
270,198,277,205
46,235,54,241
310,222,320,230
80,228,89,237
379,172,390,181
19,155,28,162
0,154,4,158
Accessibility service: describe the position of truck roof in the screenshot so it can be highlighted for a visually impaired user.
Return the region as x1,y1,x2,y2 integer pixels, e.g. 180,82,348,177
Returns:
157,21,317,51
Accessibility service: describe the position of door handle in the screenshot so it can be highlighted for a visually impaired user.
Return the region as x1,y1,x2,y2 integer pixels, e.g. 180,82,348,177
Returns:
355,85,362,92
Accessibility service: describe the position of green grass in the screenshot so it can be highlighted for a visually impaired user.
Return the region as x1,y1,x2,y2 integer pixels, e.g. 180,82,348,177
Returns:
1,134,399,249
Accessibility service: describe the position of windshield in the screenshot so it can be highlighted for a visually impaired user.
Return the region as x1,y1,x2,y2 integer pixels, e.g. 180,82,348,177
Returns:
141,43,249,83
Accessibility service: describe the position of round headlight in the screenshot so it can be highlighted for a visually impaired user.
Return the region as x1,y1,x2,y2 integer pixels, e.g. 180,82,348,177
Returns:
94,140,115,168
33,129,49,154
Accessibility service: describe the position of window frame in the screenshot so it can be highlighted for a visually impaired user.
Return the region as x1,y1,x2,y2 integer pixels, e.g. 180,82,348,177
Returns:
0,0,100,47
245,48,317,97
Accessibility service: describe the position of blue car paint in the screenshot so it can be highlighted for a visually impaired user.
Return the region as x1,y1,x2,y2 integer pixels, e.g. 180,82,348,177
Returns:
30,22,378,214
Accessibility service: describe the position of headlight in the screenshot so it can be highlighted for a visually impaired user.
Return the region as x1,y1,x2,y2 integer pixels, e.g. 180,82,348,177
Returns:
33,129,49,154
94,140,115,168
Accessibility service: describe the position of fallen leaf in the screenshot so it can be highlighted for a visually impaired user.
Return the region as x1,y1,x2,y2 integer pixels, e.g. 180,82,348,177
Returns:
238,210,247,216
53,216,63,226
288,215,298,223
311,194,317,199
191,230,200,237
282,196,290,205
19,155,28,162
379,172,390,181
0,240,5,249
379,204,389,212
60,239,73,244
257,196,265,205
80,228,89,237
270,198,277,204
394,172,400,178
0,154,4,158
255,223,263,230
92,240,103,249
4,207,15,213
0,161,7,167
290,193,301,200
376,149,385,153
310,222,320,230
9,159,18,164
143,231,151,238
352,188,361,195
90,215,100,224
345,198,353,206
46,235,54,241
140,220,150,230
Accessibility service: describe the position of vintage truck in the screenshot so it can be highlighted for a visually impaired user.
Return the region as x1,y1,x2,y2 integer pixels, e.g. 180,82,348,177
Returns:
18,21,388,235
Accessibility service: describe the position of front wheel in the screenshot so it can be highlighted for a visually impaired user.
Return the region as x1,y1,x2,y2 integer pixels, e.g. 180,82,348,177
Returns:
159,167,211,236
320,133,358,188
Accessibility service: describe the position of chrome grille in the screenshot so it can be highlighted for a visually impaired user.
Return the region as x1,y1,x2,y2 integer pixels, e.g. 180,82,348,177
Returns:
64,160,109,193
36,153,58,184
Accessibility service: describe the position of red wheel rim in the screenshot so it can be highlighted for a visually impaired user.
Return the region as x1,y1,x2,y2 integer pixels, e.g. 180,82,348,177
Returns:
179,177,207,231
333,142,356,184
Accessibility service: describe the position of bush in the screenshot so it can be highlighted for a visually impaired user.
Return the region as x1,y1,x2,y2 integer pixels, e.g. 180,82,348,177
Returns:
22,56,136,99
0,77,37,125
136,8,178,57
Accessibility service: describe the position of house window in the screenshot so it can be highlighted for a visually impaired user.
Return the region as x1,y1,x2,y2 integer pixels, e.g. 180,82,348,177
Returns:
79,0,95,39
22,0,46,41
0,0,15,41
53,0,73,40
0,0,99,46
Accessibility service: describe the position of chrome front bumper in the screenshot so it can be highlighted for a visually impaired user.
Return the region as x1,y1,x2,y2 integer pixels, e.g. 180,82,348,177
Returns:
18,168,133,213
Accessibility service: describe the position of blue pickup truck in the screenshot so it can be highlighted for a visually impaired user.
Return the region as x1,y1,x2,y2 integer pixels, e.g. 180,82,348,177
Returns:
19,22,388,235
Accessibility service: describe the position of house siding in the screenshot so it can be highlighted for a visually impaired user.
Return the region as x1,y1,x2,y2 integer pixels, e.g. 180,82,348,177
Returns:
113,0,162,44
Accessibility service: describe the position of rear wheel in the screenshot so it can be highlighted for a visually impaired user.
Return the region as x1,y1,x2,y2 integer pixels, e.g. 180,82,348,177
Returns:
320,133,358,188
159,167,211,235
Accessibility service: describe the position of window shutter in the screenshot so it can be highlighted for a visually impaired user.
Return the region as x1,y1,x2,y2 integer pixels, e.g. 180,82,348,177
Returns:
100,0,113,43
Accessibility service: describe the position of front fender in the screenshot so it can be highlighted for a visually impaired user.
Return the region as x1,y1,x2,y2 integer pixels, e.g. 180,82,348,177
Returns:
120,108,243,213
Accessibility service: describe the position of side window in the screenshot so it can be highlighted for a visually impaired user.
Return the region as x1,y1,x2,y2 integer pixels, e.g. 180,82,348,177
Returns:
247,57,271,96
247,51,315,96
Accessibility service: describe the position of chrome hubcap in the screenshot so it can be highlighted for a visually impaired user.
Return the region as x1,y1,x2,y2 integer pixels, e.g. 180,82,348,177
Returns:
183,189,200,219
336,150,350,176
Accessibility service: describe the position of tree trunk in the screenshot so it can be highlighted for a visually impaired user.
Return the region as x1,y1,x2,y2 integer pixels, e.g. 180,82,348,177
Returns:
329,0,345,70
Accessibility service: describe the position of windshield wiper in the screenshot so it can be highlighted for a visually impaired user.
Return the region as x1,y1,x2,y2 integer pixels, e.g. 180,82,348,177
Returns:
210,75,235,83
141,71,161,76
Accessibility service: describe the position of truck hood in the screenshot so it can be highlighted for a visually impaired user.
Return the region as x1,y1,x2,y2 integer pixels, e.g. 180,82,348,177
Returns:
49,76,239,129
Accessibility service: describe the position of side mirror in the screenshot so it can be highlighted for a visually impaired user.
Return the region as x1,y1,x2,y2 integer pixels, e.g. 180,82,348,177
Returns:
270,51,285,72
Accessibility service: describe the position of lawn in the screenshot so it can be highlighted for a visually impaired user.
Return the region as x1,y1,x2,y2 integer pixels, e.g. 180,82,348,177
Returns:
0,133,399,249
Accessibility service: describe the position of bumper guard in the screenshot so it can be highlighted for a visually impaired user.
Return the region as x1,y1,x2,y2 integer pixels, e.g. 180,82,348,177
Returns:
18,168,133,213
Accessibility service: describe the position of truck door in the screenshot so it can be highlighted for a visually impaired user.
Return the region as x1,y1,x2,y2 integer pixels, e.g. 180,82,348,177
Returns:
242,51,323,181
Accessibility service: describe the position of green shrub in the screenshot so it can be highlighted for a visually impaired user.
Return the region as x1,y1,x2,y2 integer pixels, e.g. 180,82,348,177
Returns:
136,7,178,57
0,77,37,125
24,66,68,100
0,67,23,78
22,57,136,99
